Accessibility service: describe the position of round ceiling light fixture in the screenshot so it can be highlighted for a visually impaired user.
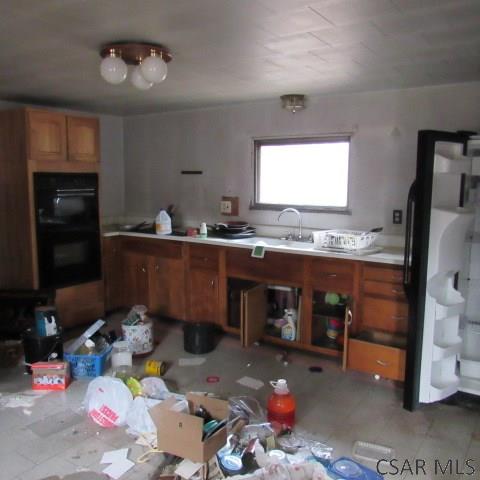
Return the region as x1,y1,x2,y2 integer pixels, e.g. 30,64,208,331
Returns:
99,42,172,90
281,94,306,113
140,49,168,84
100,49,128,84
131,64,153,90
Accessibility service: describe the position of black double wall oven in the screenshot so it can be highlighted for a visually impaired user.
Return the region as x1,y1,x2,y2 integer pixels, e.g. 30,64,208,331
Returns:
34,173,101,289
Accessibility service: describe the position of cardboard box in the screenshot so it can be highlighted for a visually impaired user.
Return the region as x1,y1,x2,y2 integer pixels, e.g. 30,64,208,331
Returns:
149,393,229,463
31,361,71,390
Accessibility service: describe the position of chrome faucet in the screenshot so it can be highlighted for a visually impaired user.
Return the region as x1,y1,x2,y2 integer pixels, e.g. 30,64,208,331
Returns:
278,207,302,241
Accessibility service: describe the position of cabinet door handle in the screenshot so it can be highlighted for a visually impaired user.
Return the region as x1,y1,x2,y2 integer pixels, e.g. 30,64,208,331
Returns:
326,273,337,278
155,265,160,272
391,288,403,294
391,315,407,320
210,279,215,287
141,266,147,273
376,360,389,367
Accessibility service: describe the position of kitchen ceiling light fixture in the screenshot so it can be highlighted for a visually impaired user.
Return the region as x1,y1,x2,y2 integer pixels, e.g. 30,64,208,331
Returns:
281,94,306,113
99,42,172,90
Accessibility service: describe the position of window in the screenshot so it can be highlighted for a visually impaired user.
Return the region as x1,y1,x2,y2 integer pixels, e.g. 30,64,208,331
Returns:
253,136,350,211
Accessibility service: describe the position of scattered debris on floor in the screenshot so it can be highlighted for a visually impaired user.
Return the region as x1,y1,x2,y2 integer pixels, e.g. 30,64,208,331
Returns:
179,357,207,367
236,377,264,390
0,389,48,408
4,313,388,480
101,447,135,479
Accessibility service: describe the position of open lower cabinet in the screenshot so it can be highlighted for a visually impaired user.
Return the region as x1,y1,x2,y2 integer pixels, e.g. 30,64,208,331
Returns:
228,278,353,369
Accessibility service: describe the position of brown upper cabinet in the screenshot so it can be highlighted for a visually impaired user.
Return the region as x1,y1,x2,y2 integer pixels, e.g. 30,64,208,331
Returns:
26,108,100,166
67,116,100,163
26,110,67,162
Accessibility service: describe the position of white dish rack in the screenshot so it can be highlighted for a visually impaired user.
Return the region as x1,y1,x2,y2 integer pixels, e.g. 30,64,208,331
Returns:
313,229,379,252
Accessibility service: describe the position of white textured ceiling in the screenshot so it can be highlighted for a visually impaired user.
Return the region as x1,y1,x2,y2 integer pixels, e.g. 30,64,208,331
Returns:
0,0,479,115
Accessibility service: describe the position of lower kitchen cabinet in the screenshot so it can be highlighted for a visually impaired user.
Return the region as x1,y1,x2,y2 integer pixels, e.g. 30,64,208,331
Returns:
187,268,219,324
348,338,406,381
102,235,408,382
347,263,407,381
122,250,149,307
103,236,123,310
148,256,185,320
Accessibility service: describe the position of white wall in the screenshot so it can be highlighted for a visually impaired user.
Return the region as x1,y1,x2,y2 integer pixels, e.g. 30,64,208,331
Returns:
123,82,480,239
0,100,124,219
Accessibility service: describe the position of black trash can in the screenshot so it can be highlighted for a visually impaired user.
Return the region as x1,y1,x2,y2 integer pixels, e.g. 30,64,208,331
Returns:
22,328,63,373
183,322,216,354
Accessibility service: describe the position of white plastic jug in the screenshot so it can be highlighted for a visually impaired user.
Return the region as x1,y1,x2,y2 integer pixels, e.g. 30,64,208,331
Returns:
155,210,172,235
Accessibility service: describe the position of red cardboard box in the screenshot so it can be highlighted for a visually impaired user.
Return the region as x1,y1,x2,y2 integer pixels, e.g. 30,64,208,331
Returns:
31,361,71,390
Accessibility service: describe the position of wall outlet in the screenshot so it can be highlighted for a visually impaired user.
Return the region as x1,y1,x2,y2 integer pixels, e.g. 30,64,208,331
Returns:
220,200,232,214
393,209,403,224
221,196,239,216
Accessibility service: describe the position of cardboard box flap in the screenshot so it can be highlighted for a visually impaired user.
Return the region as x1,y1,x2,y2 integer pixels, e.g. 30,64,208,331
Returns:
149,398,203,442
186,393,229,420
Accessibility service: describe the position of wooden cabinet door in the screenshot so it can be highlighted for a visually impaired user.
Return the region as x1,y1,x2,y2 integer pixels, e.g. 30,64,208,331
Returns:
103,237,123,310
148,257,185,320
188,269,219,324
67,116,100,163
122,251,149,308
26,109,67,162
241,284,267,347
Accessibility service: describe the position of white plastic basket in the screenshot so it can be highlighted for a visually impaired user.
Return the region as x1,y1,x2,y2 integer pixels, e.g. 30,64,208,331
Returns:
313,229,378,251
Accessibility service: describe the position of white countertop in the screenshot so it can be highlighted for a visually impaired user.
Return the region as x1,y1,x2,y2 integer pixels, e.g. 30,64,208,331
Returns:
103,230,404,265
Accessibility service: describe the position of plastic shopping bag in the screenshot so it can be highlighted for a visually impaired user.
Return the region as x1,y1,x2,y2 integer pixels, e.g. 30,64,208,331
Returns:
84,376,133,428
125,396,161,437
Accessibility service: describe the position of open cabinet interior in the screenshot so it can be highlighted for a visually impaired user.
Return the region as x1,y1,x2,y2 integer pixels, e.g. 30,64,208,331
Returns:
227,279,303,348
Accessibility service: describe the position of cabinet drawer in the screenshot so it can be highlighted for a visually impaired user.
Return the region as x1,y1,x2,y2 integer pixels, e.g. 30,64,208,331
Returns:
348,338,405,381
189,244,219,270
362,296,408,333
310,258,354,294
363,264,403,284
364,280,406,300
122,237,183,259
227,249,303,284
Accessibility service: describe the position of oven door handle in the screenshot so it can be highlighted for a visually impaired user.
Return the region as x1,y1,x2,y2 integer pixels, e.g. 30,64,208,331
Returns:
56,192,95,198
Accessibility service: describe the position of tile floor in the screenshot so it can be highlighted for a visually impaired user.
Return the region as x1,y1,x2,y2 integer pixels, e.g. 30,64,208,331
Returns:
0,317,479,480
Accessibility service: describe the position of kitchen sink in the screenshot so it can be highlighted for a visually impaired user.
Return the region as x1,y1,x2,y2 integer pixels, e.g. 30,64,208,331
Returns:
229,236,315,251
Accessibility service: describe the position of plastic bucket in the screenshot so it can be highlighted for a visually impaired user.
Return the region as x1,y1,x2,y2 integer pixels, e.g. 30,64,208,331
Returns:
183,322,215,354
22,328,63,373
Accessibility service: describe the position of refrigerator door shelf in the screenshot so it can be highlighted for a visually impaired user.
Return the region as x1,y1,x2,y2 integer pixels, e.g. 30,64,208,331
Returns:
433,153,471,174
428,208,474,275
432,339,462,362
429,377,460,402
459,358,480,380
429,356,460,403
459,376,480,396
434,300,465,320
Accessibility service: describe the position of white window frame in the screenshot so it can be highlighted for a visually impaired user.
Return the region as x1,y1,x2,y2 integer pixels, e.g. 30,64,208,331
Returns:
252,135,352,213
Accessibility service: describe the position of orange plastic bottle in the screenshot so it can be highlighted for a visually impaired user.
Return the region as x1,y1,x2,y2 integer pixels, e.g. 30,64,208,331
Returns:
267,379,296,429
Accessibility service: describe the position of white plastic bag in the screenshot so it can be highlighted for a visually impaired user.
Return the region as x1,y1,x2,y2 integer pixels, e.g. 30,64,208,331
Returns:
125,396,160,437
83,376,133,428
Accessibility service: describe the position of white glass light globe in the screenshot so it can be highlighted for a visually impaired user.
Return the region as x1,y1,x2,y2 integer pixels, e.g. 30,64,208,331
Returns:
100,54,127,84
140,54,168,83
131,65,153,90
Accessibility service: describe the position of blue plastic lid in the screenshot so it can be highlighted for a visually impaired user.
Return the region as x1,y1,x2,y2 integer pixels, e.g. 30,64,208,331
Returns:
331,459,365,479
220,454,243,472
